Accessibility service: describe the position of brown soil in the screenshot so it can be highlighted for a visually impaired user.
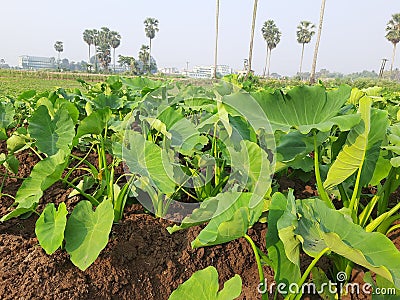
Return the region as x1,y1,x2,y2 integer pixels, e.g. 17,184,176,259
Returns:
0,146,399,300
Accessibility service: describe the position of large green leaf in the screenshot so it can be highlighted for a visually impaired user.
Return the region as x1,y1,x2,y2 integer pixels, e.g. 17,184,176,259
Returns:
385,124,400,167
251,85,359,133
35,203,68,254
266,192,301,291
91,94,124,110
1,150,68,221
0,102,15,129
364,272,400,299
228,140,272,197
277,196,400,288
0,102,15,140
123,131,176,194
324,97,372,189
28,105,75,156
65,199,114,271
190,192,264,248
156,106,208,155
75,107,112,139
311,267,336,300
168,266,242,300
167,197,220,234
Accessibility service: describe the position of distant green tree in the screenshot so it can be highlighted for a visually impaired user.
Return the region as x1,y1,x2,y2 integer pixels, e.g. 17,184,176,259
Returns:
110,31,121,73
261,20,281,77
139,44,150,73
138,44,157,74
386,13,400,73
296,21,315,76
247,0,258,77
144,17,159,74
118,55,139,74
97,27,112,72
310,0,326,84
54,41,64,70
92,29,100,72
83,29,94,70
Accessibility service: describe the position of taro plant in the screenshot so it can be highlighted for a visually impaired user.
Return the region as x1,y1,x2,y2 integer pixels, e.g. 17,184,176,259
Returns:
0,78,169,270
260,87,400,298
169,266,242,300
166,84,400,299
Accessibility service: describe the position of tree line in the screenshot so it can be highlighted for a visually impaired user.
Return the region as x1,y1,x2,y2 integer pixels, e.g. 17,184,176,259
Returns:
214,0,400,82
51,2,399,80
52,18,159,74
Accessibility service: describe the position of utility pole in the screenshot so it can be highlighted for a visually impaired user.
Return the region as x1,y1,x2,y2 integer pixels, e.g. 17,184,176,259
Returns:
379,58,388,78
186,61,189,76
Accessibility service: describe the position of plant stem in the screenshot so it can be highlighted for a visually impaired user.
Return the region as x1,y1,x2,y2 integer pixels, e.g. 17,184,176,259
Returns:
338,184,349,207
345,261,354,283
387,223,400,235
61,178,99,206
288,247,330,300
29,147,44,160
0,193,15,200
244,234,268,300
313,132,333,208
0,172,24,180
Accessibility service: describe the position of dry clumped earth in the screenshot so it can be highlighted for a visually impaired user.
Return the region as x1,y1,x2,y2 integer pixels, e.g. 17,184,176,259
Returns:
0,145,399,299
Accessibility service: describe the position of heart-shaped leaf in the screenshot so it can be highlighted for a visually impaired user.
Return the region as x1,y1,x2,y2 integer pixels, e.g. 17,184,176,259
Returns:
1,150,69,221
65,199,114,271
35,203,68,254
28,105,75,156
168,266,242,300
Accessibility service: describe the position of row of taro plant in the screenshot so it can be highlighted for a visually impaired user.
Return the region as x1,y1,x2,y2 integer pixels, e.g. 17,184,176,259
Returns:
0,76,164,270
1,77,400,299
167,84,400,299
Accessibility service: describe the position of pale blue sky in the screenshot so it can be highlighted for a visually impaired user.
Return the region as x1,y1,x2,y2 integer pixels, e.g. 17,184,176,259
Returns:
1,1,399,76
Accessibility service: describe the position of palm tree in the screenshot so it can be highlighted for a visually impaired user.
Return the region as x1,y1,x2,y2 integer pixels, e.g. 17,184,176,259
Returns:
261,20,281,77
144,17,159,74
247,0,258,76
83,29,94,70
54,41,63,70
297,21,315,77
110,31,121,72
214,0,220,79
310,0,326,84
92,29,99,72
97,27,112,72
139,45,150,74
386,13,400,73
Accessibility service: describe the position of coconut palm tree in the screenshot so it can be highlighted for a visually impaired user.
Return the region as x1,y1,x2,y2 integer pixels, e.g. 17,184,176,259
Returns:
214,0,220,79
247,0,258,76
386,13,400,73
261,20,281,77
83,29,94,70
54,41,63,70
110,31,121,72
310,0,326,84
297,21,315,76
144,17,159,74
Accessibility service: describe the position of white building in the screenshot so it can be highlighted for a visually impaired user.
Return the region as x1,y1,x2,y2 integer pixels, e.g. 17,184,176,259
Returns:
159,67,180,75
18,55,56,70
187,65,233,79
